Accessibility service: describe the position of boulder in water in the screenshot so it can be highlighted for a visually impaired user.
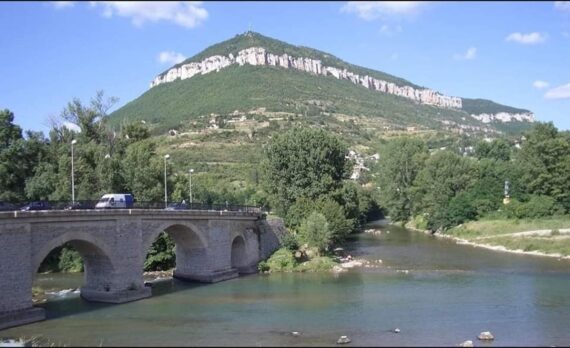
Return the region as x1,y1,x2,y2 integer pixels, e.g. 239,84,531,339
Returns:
477,331,494,340
458,340,473,347
337,335,351,344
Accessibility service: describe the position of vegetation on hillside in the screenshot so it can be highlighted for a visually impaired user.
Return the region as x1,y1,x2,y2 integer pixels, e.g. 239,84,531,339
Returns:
111,32,534,137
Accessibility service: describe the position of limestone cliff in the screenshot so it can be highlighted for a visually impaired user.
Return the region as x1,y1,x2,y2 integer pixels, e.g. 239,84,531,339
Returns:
150,46,463,110
470,112,535,123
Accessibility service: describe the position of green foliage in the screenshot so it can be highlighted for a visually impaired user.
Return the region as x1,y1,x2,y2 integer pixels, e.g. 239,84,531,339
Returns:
461,98,530,116
375,137,428,222
297,212,332,254
280,232,300,251
474,139,511,161
144,232,176,271
262,127,350,216
412,150,478,230
37,244,83,273
286,196,353,244
262,248,297,272
58,247,84,273
121,139,165,202
504,196,557,219
161,31,420,89
515,122,570,212
296,256,337,272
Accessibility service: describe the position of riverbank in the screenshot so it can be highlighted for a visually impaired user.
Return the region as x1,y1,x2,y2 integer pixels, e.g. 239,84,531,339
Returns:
405,216,570,259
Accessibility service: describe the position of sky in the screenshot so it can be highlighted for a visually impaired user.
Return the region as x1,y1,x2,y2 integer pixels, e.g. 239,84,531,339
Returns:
0,1,569,135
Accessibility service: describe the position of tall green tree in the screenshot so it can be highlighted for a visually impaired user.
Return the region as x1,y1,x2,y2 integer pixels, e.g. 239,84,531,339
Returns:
413,150,478,230
261,127,350,216
376,137,428,222
515,122,570,212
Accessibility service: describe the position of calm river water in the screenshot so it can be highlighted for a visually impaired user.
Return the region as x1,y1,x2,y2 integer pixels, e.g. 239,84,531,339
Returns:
2,222,570,346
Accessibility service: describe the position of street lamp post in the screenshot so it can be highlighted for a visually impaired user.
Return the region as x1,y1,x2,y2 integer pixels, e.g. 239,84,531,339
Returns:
188,169,194,205
164,154,170,208
71,139,77,205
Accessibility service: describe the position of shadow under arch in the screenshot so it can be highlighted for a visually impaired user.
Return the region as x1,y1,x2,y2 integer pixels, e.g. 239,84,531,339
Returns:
143,222,210,282
34,232,117,294
231,235,248,273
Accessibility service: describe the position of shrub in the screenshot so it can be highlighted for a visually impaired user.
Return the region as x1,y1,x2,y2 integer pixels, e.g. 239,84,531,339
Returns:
297,212,332,254
264,248,297,272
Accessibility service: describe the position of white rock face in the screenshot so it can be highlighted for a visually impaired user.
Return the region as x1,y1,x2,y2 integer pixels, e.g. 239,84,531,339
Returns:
150,46,463,110
471,112,535,124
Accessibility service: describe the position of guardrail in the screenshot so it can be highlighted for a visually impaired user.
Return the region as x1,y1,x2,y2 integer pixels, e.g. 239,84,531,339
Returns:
0,200,266,214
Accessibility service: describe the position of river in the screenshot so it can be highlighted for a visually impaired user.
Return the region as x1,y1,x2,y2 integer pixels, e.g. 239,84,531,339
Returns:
1,221,570,346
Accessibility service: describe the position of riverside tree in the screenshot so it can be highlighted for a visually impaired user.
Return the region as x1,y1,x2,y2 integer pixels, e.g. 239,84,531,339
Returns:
375,137,428,222
261,126,351,216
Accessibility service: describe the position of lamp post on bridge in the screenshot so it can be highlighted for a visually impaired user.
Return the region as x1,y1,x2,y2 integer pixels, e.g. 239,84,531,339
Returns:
188,168,194,205
71,139,77,205
164,154,170,208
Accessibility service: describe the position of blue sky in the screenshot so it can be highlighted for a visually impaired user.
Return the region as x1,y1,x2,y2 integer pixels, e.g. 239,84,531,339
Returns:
0,1,569,134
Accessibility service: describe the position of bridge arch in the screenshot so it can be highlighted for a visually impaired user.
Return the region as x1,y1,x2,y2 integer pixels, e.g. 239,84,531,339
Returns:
142,222,210,279
34,231,116,293
230,235,248,270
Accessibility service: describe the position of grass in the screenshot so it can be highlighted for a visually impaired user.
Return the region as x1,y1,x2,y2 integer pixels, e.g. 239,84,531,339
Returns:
445,216,570,257
447,216,570,239
481,236,570,256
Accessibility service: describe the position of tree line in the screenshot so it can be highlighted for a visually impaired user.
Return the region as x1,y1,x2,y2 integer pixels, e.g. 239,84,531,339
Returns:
374,122,570,232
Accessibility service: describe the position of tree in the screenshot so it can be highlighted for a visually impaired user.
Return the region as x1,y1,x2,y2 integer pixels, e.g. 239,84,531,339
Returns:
474,138,511,161
121,140,165,202
514,122,570,212
0,109,22,150
413,150,478,230
60,90,118,144
376,137,428,222
261,127,350,216
298,212,331,254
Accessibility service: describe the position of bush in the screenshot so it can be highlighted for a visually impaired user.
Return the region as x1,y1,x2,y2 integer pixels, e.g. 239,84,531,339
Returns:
280,231,300,251
504,195,556,219
58,247,84,272
264,248,297,272
298,212,332,254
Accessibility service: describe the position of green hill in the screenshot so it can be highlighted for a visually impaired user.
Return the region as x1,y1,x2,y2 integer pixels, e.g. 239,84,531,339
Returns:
107,31,536,187
110,31,533,136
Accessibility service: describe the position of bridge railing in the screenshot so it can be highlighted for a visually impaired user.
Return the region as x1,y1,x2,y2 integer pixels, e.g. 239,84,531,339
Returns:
0,200,265,214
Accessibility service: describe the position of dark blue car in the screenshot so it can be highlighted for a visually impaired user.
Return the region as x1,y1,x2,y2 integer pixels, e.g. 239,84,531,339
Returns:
20,201,52,211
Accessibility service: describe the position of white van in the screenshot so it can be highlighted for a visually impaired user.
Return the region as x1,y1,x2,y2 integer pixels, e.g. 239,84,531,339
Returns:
95,194,134,209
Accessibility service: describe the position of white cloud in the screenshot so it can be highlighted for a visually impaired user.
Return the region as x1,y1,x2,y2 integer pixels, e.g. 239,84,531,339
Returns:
158,51,187,65
63,122,81,133
544,83,570,100
51,1,74,9
341,1,423,20
380,24,402,36
453,47,477,60
91,1,208,28
533,80,550,89
554,1,570,12
505,32,547,44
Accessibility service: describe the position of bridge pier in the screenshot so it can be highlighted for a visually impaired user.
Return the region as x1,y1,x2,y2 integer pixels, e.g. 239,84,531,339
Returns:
0,223,46,330
173,268,239,283
80,287,151,304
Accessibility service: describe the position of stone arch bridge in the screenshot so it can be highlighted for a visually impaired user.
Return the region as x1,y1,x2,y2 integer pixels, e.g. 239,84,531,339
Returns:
0,209,284,330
